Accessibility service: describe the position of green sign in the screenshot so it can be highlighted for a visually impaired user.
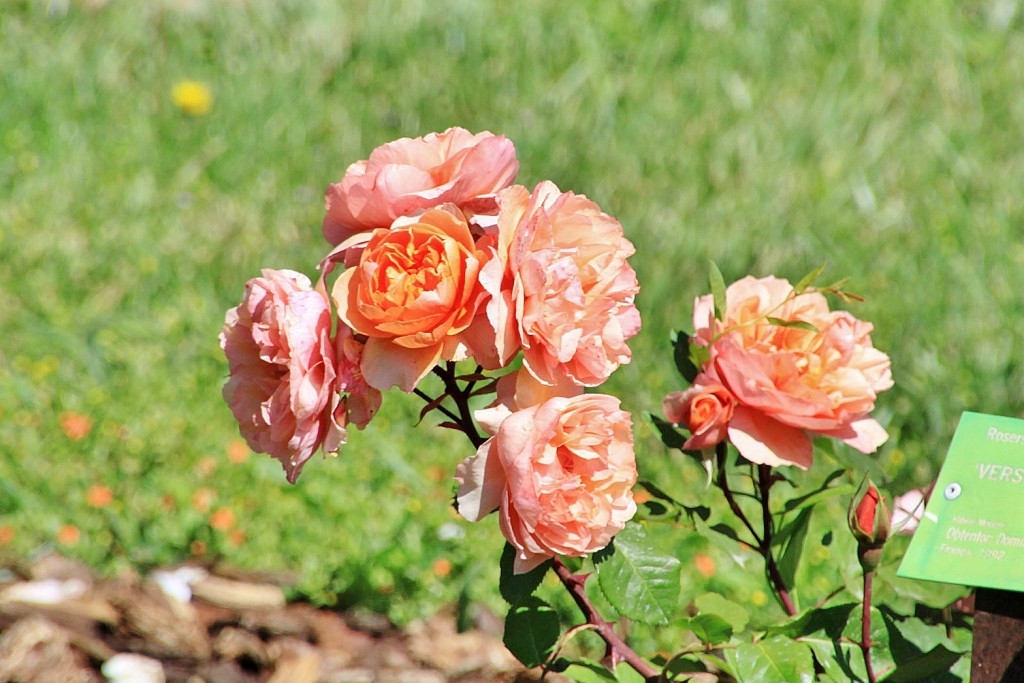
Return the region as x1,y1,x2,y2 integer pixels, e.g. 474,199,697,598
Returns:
898,412,1024,591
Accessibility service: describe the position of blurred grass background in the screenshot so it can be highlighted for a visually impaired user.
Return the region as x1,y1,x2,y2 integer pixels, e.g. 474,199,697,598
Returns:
2,0,1023,627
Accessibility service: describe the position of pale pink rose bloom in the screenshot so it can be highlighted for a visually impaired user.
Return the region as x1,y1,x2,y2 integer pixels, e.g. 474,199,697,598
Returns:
892,485,931,536
323,127,519,245
692,276,893,468
220,269,345,483
331,206,493,391
334,324,382,429
663,374,736,450
480,182,640,386
455,394,638,574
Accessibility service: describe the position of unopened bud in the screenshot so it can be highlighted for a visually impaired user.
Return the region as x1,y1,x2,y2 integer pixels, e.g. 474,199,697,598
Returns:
849,481,891,563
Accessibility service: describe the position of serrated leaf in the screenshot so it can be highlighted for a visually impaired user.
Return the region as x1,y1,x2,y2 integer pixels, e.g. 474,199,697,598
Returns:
676,613,733,644
708,261,727,320
766,317,819,332
725,636,815,683
594,523,681,625
503,597,560,668
694,592,749,633
499,543,550,605
671,330,700,382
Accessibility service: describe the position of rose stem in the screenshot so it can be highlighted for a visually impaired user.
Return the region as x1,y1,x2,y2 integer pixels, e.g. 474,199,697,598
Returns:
715,443,763,545
432,363,485,446
757,464,797,617
861,569,877,683
412,388,462,424
551,557,661,682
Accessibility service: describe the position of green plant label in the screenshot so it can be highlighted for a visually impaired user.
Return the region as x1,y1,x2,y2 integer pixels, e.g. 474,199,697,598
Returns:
898,411,1024,591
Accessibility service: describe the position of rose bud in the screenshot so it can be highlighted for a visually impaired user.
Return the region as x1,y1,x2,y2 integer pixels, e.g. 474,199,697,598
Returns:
848,480,891,571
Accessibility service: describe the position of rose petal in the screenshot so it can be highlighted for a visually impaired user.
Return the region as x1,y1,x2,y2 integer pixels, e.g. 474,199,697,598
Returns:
727,406,813,469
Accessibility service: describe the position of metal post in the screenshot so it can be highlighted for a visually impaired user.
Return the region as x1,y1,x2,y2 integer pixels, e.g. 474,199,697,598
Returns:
971,588,1024,682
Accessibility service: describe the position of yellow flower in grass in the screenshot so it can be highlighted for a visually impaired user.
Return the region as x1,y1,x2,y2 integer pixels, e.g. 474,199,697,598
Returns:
172,80,213,116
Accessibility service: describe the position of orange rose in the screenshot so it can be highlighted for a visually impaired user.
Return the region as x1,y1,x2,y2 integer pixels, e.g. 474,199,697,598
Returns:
662,375,735,450
692,276,893,468
332,206,492,391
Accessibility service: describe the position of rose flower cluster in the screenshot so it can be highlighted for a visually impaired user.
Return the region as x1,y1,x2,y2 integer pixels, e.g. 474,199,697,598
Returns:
663,275,894,469
221,128,641,570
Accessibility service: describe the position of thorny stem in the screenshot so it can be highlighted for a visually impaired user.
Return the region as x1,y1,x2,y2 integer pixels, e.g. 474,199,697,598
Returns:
431,363,485,447
426,364,659,682
757,464,798,617
551,558,661,682
412,388,461,424
861,570,877,683
715,443,762,546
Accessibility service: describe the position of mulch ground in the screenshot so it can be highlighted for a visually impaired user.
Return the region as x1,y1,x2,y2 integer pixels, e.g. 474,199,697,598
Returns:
0,553,541,683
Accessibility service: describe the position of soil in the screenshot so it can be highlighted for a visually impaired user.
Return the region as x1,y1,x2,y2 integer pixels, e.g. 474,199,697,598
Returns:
0,553,540,683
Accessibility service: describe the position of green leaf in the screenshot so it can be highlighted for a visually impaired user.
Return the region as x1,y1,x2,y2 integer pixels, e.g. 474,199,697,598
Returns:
499,543,550,605
794,262,828,293
725,636,816,683
650,414,687,450
676,613,734,644
776,507,813,597
671,330,700,382
882,646,962,682
560,659,617,683
708,261,727,320
766,316,819,332
689,343,711,373
694,592,750,633
594,522,681,625
781,469,850,513
503,597,560,668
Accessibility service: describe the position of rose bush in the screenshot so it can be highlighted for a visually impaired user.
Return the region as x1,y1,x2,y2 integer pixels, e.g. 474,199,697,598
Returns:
455,392,638,573
221,130,962,683
322,127,519,245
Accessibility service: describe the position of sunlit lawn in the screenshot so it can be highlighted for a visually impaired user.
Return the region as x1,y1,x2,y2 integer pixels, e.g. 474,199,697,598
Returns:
2,0,1023,626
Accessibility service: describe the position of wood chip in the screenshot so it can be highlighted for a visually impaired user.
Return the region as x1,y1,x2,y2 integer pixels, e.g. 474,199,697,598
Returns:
192,575,286,611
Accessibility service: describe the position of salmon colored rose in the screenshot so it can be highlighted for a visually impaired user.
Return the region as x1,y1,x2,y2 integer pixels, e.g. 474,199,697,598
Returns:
663,375,735,450
692,275,894,469
332,206,492,391
220,269,346,483
481,181,640,386
323,127,519,245
455,393,638,573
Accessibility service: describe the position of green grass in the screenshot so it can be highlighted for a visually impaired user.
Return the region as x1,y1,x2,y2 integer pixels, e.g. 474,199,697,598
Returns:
2,0,1023,626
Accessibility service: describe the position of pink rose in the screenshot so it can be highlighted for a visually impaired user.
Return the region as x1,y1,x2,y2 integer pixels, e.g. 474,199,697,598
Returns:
335,324,382,429
692,276,894,468
662,375,735,450
480,181,640,386
331,206,493,391
455,394,638,573
220,269,345,483
323,127,519,245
